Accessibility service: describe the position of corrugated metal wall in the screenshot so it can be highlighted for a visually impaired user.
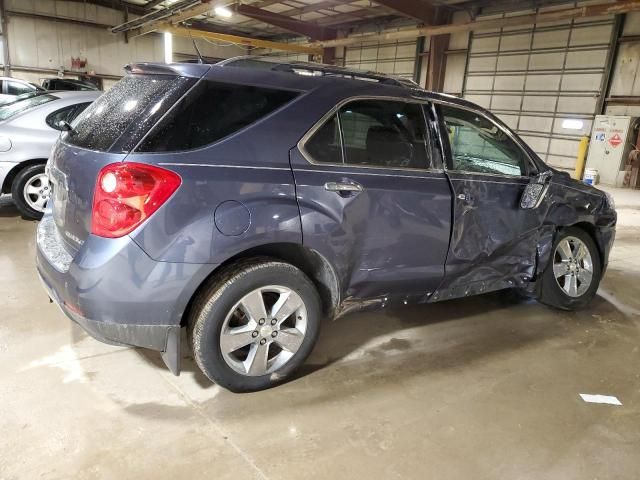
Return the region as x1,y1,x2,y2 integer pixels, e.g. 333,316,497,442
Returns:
462,11,616,171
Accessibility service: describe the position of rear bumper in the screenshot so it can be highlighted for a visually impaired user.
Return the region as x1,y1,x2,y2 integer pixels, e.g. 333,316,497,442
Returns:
36,213,214,374
38,267,178,350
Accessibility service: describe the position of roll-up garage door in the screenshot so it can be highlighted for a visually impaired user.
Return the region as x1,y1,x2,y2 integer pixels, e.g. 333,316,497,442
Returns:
463,14,615,171
345,39,418,80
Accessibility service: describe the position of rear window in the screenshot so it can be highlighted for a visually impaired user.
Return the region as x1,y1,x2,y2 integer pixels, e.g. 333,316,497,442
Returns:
64,75,195,153
0,94,57,121
136,80,299,152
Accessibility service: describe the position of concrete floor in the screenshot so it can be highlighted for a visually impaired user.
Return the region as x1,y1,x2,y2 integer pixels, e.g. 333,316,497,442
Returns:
1,189,639,480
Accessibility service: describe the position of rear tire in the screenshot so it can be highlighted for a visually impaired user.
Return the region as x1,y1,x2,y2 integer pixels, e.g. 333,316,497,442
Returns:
188,258,322,392
11,164,49,220
537,227,602,310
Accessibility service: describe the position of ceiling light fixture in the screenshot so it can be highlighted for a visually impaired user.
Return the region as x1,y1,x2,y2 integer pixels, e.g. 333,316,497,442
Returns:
214,6,233,18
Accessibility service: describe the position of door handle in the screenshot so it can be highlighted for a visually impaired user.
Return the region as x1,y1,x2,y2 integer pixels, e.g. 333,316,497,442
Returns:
324,181,363,194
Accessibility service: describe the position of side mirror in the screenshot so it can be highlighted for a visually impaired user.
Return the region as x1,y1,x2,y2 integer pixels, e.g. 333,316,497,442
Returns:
520,171,552,209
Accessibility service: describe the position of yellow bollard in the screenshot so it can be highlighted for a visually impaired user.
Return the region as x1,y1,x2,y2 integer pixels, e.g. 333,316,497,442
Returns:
573,136,589,180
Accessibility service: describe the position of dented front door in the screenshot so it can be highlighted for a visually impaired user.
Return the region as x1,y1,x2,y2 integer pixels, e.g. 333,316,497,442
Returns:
434,103,541,300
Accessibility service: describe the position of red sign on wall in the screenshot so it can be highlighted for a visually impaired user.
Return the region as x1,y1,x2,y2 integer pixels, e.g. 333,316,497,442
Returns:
609,133,622,148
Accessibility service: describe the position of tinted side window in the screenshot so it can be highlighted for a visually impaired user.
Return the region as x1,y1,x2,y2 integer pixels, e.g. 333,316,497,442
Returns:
338,100,430,169
65,75,194,153
46,103,91,130
304,114,342,164
7,81,33,95
70,102,92,122
441,105,526,176
137,81,299,152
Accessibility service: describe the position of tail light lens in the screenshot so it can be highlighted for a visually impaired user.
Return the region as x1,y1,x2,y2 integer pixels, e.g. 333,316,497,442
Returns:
91,162,181,238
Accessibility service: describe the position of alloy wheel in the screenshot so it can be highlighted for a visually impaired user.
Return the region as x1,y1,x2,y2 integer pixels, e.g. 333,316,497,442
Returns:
552,236,594,298
219,285,308,376
23,173,50,212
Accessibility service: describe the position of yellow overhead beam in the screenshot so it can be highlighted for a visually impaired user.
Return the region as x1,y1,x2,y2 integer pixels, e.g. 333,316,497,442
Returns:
162,25,323,56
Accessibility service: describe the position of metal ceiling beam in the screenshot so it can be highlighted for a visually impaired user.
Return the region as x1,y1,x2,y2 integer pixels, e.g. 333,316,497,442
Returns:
237,1,396,29
63,0,147,16
317,6,398,26
249,0,379,17
235,4,337,40
124,1,223,36
160,25,323,55
308,0,640,48
187,19,269,39
112,0,205,33
144,0,168,10
450,0,581,14
371,0,440,24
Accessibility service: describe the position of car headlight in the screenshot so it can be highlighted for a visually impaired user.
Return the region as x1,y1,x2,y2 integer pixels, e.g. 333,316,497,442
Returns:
604,191,615,211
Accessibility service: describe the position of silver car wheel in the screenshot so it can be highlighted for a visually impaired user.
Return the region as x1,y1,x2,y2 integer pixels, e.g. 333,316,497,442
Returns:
552,236,594,298
220,285,308,376
23,173,50,212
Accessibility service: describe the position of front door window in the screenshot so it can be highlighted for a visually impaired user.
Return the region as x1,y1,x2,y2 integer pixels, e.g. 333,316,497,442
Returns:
441,105,526,176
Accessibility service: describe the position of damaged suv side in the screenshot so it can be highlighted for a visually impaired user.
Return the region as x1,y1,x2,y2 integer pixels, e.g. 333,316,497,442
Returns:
37,58,616,392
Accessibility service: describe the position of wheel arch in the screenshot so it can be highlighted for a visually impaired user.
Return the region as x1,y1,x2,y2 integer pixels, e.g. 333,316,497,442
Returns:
535,220,604,283
2,158,48,194
568,221,605,267
181,242,341,327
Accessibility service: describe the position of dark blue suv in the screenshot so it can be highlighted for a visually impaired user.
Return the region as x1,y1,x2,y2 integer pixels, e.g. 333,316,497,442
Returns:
36,57,616,392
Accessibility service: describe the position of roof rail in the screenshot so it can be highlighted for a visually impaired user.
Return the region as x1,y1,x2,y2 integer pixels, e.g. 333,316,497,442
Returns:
217,56,422,90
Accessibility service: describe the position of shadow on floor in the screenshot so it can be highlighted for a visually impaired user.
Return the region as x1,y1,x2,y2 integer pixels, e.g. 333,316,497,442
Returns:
133,286,634,399
0,196,21,218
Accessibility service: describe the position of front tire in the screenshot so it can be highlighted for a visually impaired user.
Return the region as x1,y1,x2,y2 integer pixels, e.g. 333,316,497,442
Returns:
11,164,49,220
188,258,322,392
537,227,602,310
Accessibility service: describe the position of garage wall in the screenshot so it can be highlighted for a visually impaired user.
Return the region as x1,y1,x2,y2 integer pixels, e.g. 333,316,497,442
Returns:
344,38,418,79
442,11,471,97
462,11,616,172
606,11,640,116
340,21,420,80
0,0,245,88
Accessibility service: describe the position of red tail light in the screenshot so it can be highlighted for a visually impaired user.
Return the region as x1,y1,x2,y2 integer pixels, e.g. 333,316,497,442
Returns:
91,162,181,238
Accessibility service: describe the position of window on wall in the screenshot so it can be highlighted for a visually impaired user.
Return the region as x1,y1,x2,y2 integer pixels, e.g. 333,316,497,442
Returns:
441,105,526,176
339,100,431,169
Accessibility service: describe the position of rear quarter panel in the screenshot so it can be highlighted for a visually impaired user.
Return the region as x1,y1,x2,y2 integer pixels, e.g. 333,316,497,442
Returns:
127,152,302,264
126,84,327,264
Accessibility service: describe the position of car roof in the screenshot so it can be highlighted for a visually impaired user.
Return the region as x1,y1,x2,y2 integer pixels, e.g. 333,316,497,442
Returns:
0,76,32,83
125,57,492,117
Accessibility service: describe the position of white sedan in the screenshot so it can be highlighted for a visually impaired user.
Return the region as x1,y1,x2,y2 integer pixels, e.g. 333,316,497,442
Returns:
0,90,101,219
